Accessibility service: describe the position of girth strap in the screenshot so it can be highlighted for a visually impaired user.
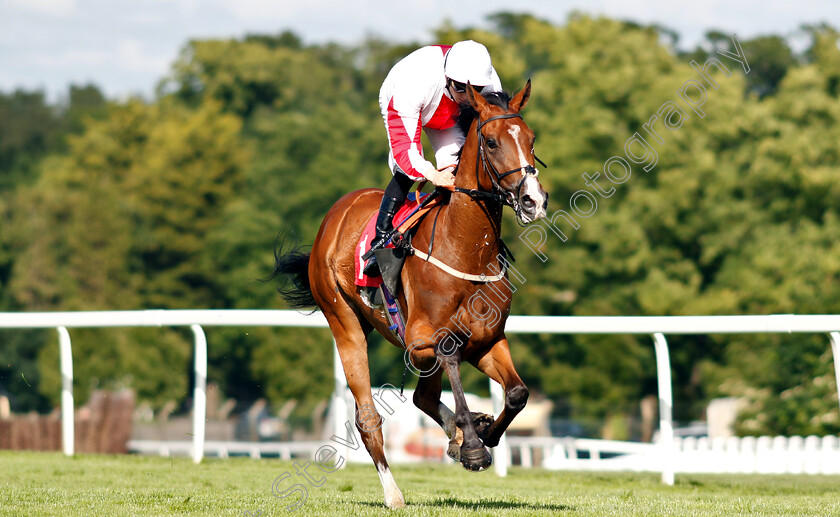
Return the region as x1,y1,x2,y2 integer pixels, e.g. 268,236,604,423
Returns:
410,247,507,282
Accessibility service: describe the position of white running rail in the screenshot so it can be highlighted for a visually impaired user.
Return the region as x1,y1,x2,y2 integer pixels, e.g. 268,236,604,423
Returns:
1,311,839,485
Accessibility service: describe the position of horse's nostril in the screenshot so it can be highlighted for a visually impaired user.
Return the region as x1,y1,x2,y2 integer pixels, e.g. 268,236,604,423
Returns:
522,196,535,210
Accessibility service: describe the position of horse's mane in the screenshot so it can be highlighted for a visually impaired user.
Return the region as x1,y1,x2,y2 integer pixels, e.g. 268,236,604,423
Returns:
456,90,512,135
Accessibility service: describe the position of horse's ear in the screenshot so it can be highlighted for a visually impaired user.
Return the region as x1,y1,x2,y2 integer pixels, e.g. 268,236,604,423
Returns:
466,82,489,113
509,79,531,113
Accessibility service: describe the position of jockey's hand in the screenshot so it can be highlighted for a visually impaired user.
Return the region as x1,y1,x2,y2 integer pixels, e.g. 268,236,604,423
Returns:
423,164,455,188
391,231,407,247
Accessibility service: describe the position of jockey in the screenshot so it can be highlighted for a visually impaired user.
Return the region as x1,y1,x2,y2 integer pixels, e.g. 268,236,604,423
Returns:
364,40,503,276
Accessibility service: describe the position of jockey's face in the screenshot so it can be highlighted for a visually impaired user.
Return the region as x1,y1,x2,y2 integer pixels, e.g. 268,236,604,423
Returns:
448,79,482,105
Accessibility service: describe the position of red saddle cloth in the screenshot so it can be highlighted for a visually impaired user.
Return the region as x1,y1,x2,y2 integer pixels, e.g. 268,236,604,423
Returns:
354,192,431,287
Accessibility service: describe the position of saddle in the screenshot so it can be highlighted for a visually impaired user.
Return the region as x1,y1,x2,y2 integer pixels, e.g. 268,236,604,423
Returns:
355,189,446,344
355,190,445,287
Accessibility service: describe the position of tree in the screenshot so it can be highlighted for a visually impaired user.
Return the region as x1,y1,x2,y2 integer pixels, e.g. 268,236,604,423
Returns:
4,17,839,437
0,90,61,191
9,98,247,407
171,35,391,412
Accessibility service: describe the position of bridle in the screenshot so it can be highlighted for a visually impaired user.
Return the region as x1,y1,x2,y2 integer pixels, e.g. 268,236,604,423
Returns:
452,112,547,223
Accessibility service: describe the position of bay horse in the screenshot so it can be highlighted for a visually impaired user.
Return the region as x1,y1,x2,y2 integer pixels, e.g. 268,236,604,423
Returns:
273,81,548,509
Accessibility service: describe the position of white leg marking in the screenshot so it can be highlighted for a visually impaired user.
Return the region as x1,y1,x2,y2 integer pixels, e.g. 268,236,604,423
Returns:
377,464,405,509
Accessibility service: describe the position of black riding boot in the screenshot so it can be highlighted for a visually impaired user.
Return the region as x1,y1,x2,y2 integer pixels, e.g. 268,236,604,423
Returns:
363,195,401,276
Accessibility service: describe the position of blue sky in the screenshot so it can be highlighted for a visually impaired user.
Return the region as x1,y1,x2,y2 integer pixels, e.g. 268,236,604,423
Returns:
1,0,837,101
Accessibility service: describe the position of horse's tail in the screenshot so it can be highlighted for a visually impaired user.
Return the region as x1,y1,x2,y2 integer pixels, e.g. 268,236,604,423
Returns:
268,235,317,310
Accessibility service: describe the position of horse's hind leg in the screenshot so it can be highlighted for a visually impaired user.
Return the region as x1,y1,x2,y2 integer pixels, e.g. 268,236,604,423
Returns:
324,308,405,509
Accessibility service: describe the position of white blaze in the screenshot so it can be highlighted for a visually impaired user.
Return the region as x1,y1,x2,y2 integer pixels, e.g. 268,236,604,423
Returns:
507,125,547,222
508,125,531,171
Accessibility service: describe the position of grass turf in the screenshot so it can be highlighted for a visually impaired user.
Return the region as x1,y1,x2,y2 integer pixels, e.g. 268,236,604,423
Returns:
1,451,839,516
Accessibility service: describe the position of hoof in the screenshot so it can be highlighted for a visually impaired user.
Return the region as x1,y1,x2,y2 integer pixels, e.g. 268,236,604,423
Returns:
459,446,492,472
385,496,406,510
447,440,460,461
471,412,494,443
446,426,464,461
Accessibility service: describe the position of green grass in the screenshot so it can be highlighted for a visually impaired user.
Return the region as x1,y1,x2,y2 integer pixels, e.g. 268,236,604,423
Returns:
2,451,840,516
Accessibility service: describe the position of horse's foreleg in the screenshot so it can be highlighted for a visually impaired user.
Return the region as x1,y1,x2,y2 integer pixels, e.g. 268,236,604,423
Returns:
437,348,493,471
412,365,464,460
469,337,529,448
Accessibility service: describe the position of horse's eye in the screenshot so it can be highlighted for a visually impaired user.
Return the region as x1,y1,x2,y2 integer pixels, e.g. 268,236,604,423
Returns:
487,139,498,149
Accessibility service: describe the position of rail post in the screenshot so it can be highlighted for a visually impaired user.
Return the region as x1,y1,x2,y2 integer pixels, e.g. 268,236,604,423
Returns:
652,333,674,485
58,326,74,456
191,324,207,464
829,332,840,417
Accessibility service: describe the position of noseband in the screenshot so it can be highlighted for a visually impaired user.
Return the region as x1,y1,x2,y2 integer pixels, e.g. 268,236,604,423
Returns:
453,112,546,221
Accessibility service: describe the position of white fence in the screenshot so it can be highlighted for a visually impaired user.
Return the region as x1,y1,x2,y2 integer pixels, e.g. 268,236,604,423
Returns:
506,434,840,475
125,434,840,475
1,311,840,485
